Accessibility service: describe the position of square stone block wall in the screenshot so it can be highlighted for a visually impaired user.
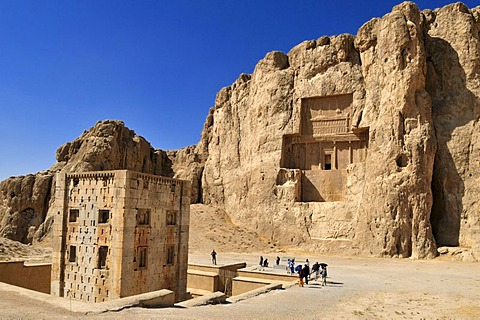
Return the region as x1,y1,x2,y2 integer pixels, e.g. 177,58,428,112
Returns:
51,170,190,303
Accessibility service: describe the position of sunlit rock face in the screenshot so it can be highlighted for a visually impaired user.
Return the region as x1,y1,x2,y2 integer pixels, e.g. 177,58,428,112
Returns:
197,2,480,260
425,3,480,261
0,173,52,243
53,120,172,176
0,120,173,243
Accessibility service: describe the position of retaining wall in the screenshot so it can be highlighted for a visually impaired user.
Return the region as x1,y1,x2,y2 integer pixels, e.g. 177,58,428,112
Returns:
0,261,51,294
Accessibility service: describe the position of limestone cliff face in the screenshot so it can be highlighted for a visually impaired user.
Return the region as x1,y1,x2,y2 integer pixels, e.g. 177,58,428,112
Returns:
166,146,204,204
200,35,366,250
0,173,52,243
0,120,172,243
53,120,172,175
425,3,480,259
353,3,437,258
198,2,480,259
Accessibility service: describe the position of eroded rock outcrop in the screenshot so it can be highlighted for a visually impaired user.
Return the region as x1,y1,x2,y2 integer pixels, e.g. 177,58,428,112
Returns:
0,120,173,243
0,173,52,243
197,2,480,259
353,2,437,258
167,146,205,203
53,120,172,175
425,3,480,259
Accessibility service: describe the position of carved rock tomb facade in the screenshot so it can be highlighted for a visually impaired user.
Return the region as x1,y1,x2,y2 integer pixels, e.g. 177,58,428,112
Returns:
276,93,369,245
280,93,369,202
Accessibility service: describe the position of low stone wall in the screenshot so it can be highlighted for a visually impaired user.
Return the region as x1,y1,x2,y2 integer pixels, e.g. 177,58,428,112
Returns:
0,260,286,302
228,282,283,303
0,261,51,294
236,269,296,283
187,270,219,293
187,262,293,299
232,276,273,296
187,262,246,296
97,289,175,310
176,291,227,308
188,262,246,273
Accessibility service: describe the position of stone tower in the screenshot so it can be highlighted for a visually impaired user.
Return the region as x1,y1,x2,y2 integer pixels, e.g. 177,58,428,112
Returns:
50,170,190,303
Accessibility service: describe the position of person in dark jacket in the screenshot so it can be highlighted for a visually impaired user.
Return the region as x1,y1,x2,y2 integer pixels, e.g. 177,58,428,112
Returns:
303,264,310,285
311,262,320,280
211,250,217,265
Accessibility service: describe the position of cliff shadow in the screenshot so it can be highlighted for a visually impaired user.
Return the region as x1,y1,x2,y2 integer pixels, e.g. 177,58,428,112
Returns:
426,35,478,246
301,173,324,202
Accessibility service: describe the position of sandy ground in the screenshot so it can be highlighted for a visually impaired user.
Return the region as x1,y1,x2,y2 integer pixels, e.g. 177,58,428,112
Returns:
0,204,479,319
0,237,51,263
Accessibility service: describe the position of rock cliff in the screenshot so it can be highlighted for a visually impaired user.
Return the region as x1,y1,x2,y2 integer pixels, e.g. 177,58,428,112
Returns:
0,173,52,243
425,3,480,260
194,1,480,260
1,2,479,260
0,120,172,243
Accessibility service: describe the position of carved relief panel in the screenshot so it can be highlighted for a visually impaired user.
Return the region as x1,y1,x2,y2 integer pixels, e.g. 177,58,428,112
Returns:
279,93,368,202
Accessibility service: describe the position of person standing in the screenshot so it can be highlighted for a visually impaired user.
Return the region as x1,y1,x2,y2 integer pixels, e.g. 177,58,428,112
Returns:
259,256,264,267
312,262,320,280
211,250,217,265
303,263,310,285
297,265,304,287
321,266,327,286
276,256,280,266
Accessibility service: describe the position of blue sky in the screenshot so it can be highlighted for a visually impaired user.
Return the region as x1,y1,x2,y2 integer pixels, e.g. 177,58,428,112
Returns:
0,0,477,180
